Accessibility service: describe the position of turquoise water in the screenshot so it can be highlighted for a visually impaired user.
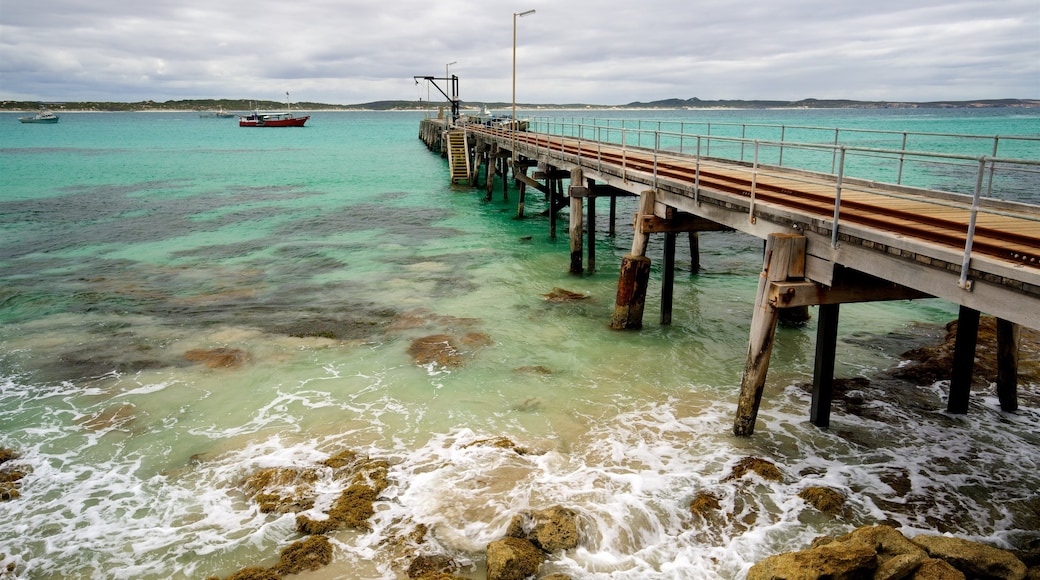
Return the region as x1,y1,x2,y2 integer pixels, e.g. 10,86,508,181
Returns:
0,109,1038,579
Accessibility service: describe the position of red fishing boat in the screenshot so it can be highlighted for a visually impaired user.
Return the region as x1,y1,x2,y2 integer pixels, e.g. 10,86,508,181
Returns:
238,111,309,127
238,93,310,127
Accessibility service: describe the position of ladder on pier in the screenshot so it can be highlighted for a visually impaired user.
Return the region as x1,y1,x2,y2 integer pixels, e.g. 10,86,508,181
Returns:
446,130,471,185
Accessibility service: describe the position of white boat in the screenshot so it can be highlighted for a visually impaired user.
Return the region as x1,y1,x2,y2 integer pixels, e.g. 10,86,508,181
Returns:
199,107,235,118
18,108,59,124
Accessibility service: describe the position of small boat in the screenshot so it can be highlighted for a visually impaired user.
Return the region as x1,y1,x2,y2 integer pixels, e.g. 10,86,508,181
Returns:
238,111,309,127
199,107,235,118
18,108,60,124
238,93,309,127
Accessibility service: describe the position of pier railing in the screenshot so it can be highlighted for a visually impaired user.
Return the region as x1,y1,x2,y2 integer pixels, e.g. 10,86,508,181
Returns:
528,116,1040,205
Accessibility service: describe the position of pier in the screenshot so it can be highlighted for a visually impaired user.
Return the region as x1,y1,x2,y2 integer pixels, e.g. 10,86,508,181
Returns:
419,115,1040,436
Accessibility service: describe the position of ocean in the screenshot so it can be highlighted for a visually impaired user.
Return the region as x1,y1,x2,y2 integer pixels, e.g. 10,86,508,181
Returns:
0,108,1038,579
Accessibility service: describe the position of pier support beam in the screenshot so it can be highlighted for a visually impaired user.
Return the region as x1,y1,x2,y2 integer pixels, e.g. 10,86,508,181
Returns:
610,190,656,330
689,231,700,273
997,318,1020,412
810,303,840,428
568,167,584,274
661,232,677,325
948,305,980,414
484,144,499,200
587,182,597,274
733,233,806,437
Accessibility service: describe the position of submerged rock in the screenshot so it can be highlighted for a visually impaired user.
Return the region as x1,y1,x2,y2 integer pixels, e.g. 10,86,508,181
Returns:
407,332,491,369
485,536,545,580
689,490,722,520
506,505,580,553
213,567,279,580
183,347,249,368
297,483,378,534
541,288,589,302
79,402,137,432
241,467,318,514
797,486,846,516
723,457,784,482
406,554,458,578
270,535,333,576
0,447,28,501
463,437,529,455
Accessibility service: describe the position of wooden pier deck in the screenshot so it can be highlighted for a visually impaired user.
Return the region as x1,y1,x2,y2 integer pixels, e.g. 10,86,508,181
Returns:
419,116,1040,435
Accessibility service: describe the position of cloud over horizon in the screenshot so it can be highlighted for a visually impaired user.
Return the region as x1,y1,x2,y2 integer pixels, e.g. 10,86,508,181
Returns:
1,0,1037,105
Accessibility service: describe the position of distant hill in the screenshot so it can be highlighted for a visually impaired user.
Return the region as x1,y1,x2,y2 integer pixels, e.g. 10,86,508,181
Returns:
623,97,1040,109
2,97,1038,112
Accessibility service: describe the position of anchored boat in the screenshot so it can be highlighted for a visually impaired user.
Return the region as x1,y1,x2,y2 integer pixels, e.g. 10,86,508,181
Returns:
238,111,309,127
238,93,309,127
18,108,60,124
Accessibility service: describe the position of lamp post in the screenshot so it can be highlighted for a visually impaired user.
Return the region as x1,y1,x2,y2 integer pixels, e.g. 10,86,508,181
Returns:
512,9,535,160
446,61,457,122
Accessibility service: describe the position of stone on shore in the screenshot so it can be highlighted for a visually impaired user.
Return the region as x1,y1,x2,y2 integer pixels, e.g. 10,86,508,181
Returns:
912,535,1026,580
485,536,545,580
505,505,580,553
747,525,1029,580
913,558,968,579
746,540,877,580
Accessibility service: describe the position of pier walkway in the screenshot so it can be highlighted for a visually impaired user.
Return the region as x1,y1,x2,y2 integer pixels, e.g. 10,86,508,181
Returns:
419,116,1040,435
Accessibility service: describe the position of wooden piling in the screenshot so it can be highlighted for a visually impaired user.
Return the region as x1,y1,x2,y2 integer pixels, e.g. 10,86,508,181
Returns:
549,176,559,240
996,318,1020,412
810,303,840,428
610,190,656,330
501,156,509,200
948,305,980,414
569,167,584,274
661,232,676,325
689,231,700,273
484,144,498,201
517,176,527,219
587,185,597,273
609,195,617,237
733,233,806,436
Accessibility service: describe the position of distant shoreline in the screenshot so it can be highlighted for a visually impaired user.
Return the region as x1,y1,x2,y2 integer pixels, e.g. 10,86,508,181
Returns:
2,97,1038,114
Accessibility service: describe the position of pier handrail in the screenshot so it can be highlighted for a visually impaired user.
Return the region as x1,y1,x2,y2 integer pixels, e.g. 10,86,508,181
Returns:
520,118,1040,206
530,115,1040,162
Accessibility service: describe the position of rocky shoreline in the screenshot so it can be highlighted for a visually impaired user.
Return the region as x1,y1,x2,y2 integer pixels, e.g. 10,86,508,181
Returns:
3,314,1038,579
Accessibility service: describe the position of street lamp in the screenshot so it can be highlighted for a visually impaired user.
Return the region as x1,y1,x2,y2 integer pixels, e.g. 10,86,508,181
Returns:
512,9,535,159
446,61,457,122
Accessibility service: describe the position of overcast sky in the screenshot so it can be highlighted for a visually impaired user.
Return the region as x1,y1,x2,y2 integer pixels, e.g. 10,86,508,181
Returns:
1,0,1038,105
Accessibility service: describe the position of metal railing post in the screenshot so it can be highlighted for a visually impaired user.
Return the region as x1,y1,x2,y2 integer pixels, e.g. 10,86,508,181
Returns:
831,129,840,173
779,125,786,166
958,157,987,290
986,137,999,197
695,136,702,205
621,128,628,180
831,146,847,247
897,132,908,184
740,124,747,161
749,141,760,223
653,131,660,189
